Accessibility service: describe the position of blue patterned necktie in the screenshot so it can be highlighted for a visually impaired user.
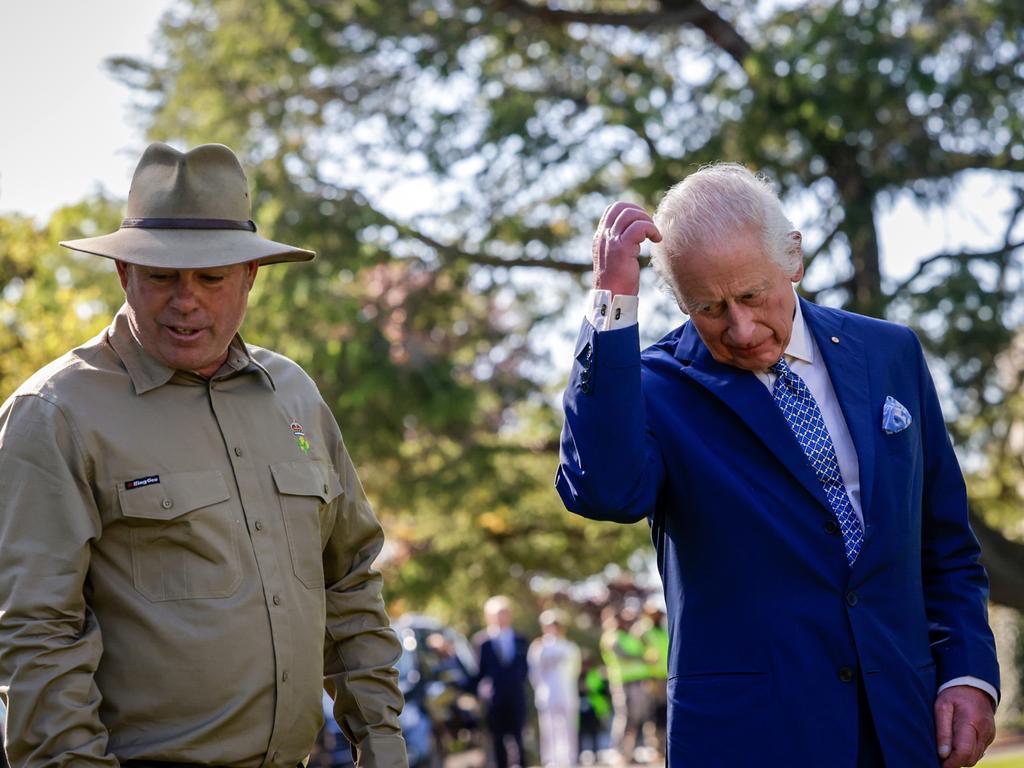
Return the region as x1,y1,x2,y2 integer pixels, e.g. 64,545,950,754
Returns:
770,357,863,566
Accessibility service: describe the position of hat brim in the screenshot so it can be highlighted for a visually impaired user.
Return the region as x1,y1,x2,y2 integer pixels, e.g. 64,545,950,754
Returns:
60,227,315,268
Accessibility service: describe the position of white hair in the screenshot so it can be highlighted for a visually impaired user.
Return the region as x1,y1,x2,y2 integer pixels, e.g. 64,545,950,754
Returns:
484,595,511,617
650,163,802,301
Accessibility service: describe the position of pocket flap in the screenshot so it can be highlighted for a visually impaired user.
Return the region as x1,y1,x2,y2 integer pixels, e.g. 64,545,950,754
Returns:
117,470,230,521
270,460,343,503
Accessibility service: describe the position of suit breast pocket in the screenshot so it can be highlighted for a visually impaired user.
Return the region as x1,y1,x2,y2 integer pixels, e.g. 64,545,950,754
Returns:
270,460,343,589
881,412,918,454
116,470,242,602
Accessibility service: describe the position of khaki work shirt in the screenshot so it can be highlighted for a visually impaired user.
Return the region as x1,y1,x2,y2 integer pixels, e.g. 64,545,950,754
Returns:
0,308,407,768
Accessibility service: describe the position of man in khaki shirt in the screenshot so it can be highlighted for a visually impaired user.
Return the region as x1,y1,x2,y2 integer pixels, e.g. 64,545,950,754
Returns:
0,143,408,768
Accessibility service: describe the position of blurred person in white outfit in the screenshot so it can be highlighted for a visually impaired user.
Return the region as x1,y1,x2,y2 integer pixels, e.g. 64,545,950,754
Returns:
528,611,582,767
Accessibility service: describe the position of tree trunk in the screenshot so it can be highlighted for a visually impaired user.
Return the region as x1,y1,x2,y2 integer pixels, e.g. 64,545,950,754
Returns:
971,509,1024,612
830,158,884,318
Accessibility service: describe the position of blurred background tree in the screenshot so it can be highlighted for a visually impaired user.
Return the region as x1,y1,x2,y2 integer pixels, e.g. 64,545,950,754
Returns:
4,0,1024,628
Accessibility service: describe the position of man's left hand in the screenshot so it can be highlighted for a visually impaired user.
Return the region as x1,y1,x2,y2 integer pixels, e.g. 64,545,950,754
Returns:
935,685,996,767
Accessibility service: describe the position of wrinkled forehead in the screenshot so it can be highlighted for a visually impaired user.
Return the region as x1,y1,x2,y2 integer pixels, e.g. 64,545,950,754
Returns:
673,244,782,305
678,273,775,305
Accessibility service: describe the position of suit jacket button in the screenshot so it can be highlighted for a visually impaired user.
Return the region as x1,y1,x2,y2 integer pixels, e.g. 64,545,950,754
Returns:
824,520,839,535
839,666,855,683
580,382,591,394
576,343,593,366
846,591,858,607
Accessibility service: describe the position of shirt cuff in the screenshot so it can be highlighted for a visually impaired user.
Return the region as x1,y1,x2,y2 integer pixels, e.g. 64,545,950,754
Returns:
355,733,408,768
586,289,639,332
938,676,999,708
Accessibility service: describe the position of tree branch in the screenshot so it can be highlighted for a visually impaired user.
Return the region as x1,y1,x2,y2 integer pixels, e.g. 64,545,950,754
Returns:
497,0,751,64
660,0,750,63
310,174,593,274
497,0,708,29
890,241,1024,297
802,219,843,274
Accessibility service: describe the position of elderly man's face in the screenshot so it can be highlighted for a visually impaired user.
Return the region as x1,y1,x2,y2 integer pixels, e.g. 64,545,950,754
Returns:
116,260,259,377
486,606,513,630
673,228,802,372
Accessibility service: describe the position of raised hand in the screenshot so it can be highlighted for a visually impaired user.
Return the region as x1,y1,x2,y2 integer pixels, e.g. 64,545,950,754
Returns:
591,201,662,297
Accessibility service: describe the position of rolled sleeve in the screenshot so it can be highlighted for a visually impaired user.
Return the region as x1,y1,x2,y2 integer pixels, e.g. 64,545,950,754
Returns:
322,439,407,768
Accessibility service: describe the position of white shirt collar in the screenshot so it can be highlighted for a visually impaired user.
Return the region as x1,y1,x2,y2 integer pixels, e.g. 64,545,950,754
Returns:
783,290,814,366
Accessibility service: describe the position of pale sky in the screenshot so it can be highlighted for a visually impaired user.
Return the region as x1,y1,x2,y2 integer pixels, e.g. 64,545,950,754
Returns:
0,0,1015,285
0,0,171,222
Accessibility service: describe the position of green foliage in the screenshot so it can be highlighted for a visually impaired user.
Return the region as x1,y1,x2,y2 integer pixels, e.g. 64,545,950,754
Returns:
6,0,1024,618
0,197,124,397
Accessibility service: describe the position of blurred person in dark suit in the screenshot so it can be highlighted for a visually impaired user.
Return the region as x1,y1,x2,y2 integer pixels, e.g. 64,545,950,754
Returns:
475,596,530,768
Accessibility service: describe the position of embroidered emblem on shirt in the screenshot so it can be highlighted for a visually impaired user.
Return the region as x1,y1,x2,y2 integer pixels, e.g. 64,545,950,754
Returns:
290,421,311,454
125,475,160,490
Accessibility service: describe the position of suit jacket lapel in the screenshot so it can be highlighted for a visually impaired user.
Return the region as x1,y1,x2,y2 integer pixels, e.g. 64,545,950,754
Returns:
801,300,876,524
674,322,833,513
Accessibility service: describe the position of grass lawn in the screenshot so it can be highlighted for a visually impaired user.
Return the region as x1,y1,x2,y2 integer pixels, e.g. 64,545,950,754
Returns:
980,754,1024,767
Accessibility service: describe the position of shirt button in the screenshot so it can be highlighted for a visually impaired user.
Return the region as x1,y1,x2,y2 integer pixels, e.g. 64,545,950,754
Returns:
846,591,859,607
254,520,264,531
838,666,855,683
233,446,243,457
282,671,289,682
322,483,328,494
160,498,173,510
272,595,281,606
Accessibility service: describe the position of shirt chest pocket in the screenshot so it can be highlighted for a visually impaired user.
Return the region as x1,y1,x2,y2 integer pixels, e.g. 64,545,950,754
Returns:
116,470,243,602
270,460,344,589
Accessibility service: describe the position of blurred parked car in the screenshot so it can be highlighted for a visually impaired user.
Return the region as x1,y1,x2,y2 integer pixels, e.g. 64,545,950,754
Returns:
307,691,355,768
309,615,480,768
394,615,484,767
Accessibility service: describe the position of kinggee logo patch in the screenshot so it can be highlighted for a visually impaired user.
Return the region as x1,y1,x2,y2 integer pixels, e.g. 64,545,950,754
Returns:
124,475,160,490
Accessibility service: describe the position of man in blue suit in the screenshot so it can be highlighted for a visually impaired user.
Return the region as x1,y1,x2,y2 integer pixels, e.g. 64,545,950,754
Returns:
475,596,531,768
556,164,1000,767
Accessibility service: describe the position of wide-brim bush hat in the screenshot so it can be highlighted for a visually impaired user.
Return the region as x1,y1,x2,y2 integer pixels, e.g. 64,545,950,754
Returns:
60,142,315,267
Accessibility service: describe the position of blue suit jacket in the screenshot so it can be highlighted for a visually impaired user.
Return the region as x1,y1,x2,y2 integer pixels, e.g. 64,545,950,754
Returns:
556,299,999,767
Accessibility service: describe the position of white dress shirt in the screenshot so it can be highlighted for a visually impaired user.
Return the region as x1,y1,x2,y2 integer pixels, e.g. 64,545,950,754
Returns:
488,626,516,664
584,288,997,705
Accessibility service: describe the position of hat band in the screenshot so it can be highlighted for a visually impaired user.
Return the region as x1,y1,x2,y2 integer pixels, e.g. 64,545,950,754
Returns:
121,217,257,232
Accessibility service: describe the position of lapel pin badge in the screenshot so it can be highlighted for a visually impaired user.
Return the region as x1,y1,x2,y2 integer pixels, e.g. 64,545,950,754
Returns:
830,336,840,344
290,421,311,454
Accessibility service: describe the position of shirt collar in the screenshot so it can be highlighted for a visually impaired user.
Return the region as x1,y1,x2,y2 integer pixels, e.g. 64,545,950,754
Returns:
106,304,275,395
783,291,814,366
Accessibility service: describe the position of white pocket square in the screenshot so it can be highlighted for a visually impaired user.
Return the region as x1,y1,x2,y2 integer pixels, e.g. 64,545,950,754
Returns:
882,395,912,434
